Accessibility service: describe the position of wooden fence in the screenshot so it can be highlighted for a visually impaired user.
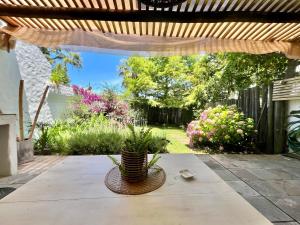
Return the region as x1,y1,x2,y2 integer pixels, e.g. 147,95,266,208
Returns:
220,84,288,154
133,104,194,126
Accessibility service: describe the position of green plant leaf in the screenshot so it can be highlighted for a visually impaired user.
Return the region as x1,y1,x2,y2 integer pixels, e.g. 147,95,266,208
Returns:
147,152,161,169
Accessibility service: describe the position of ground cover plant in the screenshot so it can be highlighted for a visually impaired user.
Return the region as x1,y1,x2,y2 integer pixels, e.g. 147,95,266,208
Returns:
34,115,169,155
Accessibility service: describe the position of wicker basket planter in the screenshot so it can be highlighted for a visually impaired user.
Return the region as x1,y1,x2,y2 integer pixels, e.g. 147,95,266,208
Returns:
121,150,148,183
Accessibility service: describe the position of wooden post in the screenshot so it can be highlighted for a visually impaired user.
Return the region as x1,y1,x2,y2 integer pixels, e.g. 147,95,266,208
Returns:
266,83,274,154
18,80,24,141
259,85,268,144
29,85,49,139
273,100,287,154
254,86,260,124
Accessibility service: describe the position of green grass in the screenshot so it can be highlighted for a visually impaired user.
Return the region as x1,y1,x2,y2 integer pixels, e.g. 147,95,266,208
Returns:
150,126,206,154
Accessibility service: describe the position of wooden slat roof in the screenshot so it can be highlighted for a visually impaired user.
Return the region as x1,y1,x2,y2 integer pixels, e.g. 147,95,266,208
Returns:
0,0,300,42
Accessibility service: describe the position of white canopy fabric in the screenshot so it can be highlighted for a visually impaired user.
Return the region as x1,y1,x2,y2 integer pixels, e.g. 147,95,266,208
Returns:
1,26,300,58
0,0,300,57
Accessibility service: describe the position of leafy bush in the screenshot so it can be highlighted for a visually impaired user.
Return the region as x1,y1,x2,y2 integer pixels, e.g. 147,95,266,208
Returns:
187,105,256,151
34,122,51,154
71,85,132,124
34,114,168,155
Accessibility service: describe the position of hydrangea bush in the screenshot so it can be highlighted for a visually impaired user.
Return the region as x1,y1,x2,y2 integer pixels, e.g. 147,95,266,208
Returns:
71,85,132,124
187,105,256,151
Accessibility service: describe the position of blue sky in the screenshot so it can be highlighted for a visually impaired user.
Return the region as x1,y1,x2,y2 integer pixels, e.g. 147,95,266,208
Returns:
68,52,127,93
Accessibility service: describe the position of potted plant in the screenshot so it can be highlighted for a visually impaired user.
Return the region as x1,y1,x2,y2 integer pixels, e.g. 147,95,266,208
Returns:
108,125,160,183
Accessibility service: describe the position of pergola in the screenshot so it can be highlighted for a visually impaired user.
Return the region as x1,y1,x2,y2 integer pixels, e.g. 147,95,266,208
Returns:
0,0,300,57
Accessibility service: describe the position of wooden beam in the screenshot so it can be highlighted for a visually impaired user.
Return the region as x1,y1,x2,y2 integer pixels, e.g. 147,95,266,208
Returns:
28,85,49,140
1,4,300,23
18,79,24,141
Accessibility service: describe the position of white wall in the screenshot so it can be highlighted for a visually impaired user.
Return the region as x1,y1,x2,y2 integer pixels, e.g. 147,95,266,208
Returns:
47,86,74,120
0,48,31,136
15,41,53,125
0,41,74,137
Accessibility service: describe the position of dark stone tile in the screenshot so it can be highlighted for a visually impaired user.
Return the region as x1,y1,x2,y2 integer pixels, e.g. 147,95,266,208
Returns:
203,159,224,170
245,180,288,197
0,187,16,199
226,181,260,197
213,169,240,181
245,196,293,222
268,196,300,222
195,154,212,162
229,168,262,181
272,222,300,225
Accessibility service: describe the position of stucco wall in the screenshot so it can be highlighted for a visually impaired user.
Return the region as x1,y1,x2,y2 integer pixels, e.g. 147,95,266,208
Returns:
0,41,74,137
15,41,53,126
0,48,31,136
48,86,74,119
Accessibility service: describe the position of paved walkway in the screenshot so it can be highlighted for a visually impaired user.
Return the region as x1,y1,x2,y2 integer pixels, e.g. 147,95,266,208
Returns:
197,154,300,225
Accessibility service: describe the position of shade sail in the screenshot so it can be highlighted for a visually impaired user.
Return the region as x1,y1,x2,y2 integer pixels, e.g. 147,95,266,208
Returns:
0,0,300,57
1,26,300,58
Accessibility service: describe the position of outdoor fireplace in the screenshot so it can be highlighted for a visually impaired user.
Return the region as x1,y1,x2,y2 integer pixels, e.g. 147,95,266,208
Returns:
0,114,17,177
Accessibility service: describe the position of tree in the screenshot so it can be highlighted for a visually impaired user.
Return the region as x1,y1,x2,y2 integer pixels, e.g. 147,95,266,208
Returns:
40,47,82,85
187,53,288,107
120,53,289,110
119,56,195,108
50,64,70,85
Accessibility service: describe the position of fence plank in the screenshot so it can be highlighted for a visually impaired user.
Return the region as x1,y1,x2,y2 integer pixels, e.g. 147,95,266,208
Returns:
266,84,274,154
273,101,287,154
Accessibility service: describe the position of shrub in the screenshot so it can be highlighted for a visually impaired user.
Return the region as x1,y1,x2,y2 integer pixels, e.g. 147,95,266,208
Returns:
34,122,51,154
34,114,168,155
71,85,132,124
187,105,256,151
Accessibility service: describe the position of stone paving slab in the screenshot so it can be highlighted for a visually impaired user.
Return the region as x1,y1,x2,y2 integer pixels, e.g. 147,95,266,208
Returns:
228,168,262,181
197,154,300,225
225,181,260,197
244,180,290,197
268,196,300,223
273,222,300,225
212,169,240,181
244,196,293,223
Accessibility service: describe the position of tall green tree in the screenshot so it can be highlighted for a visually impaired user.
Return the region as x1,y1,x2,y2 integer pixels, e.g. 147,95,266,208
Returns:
120,53,289,109
119,56,194,108
40,47,82,85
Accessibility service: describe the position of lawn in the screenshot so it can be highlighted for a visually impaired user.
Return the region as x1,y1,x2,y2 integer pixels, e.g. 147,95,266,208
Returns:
150,126,205,154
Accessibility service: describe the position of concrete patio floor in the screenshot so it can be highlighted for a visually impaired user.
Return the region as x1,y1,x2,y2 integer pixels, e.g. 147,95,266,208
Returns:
197,154,300,225
0,154,299,225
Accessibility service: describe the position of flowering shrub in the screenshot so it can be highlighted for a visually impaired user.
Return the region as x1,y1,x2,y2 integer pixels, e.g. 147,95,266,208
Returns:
71,85,132,124
187,105,256,151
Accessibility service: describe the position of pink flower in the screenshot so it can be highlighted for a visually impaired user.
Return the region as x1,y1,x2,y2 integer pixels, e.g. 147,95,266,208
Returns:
200,112,208,120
